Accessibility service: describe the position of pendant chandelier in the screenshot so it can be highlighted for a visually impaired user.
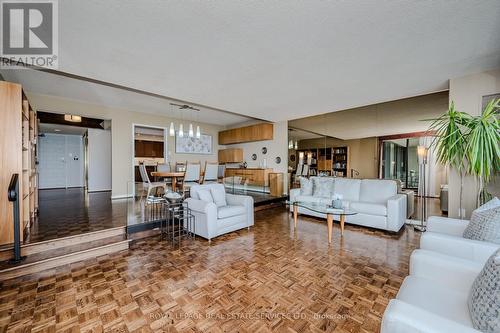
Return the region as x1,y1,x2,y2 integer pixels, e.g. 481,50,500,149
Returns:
168,103,201,138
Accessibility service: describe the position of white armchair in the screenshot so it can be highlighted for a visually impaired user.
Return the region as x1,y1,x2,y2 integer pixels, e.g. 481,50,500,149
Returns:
382,249,483,333
420,216,499,264
185,184,254,242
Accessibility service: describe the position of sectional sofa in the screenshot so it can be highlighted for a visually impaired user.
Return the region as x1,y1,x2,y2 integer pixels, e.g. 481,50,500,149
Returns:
289,177,407,232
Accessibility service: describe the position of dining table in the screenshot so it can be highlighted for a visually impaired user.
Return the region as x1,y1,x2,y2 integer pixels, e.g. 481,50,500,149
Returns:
151,171,205,192
150,171,185,192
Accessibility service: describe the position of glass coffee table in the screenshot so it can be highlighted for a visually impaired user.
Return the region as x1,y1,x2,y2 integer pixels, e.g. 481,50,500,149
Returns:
290,201,357,244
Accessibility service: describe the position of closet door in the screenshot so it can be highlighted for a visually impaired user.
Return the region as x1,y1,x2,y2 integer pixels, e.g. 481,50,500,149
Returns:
65,135,84,187
39,134,67,189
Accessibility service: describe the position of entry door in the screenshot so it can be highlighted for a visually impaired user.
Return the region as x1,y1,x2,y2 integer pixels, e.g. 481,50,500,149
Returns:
39,134,67,189
65,135,84,187
39,134,84,189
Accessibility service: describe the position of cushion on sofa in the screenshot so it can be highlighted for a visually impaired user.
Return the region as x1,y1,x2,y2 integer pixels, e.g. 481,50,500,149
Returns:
299,177,313,196
359,179,397,204
218,205,246,219
312,177,334,198
397,276,472,327
333,178,361,202
468,248,500,333
197,189,213,203
463,207,500,244
351,201,387,216
210,185,227,207
474,197,500,213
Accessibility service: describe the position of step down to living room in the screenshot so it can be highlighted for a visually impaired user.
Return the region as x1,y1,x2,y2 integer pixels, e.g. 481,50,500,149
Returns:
0,226,129,281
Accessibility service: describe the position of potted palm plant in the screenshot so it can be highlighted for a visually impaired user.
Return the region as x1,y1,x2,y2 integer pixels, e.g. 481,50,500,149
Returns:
465,99,500,205
427,99,499,213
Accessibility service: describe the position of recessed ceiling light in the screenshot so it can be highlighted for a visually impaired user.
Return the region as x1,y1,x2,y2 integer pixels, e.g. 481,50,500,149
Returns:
54,129,61,132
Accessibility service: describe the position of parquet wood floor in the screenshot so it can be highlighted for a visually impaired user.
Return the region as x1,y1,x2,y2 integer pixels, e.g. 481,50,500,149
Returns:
1,207,419,333
27,189,127,244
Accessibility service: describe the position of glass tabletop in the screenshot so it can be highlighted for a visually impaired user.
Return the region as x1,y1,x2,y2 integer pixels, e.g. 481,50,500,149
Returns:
289,201,357,216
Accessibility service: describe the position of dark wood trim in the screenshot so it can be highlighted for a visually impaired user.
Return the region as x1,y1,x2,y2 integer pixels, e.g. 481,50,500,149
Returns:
378,131,436,141
38,111,104,129
377,130,436,180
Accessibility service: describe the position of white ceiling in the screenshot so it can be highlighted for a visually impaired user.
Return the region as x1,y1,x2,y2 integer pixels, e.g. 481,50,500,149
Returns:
3,1,500,122
1,69,251,126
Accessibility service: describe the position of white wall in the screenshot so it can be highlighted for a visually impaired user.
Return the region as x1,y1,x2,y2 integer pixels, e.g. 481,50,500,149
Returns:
224,121,289,193
87,128,112,192
448,68,500,218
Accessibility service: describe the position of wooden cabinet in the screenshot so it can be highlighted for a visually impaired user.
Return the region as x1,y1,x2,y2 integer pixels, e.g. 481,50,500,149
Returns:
218,148,243,163
224,168,272,187
219,123,273,145
0,81,38,246
135,140,164,158
269,173,284,196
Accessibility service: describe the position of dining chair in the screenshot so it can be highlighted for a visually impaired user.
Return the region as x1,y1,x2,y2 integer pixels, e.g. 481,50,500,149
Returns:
156,162,172,189
301,164,309,177
202,162,219,184
175,162,186,172
217,164,226,183
139,163,167,202
294,164,304,185
182,162,201,196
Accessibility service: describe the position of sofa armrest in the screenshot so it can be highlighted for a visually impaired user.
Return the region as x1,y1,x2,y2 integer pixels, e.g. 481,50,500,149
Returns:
185,198,218,240
185,198,217,214
289,188,301,212
420,232,499,264
409,249,482,291
289,188,301,202
226,193,254,227
386,194,406,232
381,299,480,333
426,216,469,236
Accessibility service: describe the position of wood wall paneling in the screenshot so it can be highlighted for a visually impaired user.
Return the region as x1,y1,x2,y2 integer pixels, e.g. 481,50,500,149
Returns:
0,82,23,245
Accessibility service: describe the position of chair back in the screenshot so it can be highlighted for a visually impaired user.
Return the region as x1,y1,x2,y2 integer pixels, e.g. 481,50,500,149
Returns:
218,164,226,179
301,164,309,176
184,162,201,182
296,164,303,176
203,162,219,182
139,163,150,184
190,183,225,200
157,163,171,173
175,162,186,172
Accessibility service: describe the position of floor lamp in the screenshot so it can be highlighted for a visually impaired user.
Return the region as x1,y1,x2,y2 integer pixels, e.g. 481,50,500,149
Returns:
415,145,428,232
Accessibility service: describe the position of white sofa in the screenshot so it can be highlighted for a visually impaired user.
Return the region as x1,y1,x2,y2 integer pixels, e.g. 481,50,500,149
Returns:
289,177,407,232
185,184,254,242
382,249,484,333
421,216,499,264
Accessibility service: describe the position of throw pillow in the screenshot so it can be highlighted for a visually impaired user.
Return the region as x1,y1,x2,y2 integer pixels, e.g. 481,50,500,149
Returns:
475,197,500,213
210,186,227,207
463,207,500,244
299,177,313,196
197,189,213,203
313,177,334,198
468,248,500,333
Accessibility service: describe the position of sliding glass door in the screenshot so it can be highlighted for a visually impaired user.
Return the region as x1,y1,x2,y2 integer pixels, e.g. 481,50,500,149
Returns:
380,138,420,190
